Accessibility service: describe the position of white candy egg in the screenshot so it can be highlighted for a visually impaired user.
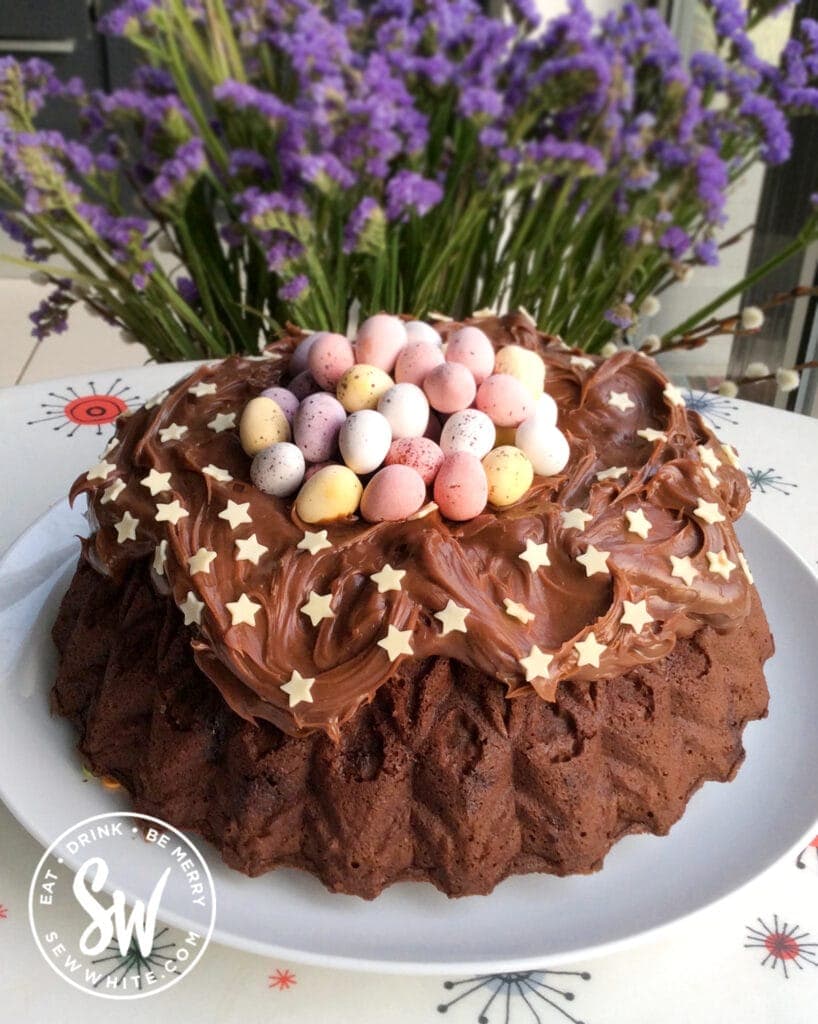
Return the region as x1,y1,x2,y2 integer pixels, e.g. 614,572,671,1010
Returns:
377,382,429,439
535,391,558,427
439,408,496,459
404,320,443,346
250,441,306,497
339,409,393,475
515,417,570,476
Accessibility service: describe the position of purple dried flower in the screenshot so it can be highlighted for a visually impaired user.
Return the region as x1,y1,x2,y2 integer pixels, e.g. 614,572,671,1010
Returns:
385,171,442,221
659,225,692,260
279,274,309,301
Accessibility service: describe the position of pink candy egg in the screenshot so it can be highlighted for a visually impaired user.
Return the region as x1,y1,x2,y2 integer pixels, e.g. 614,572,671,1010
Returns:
394,340,445,387
433,451,488,521
440,408,496,458
308,332,355,390
476,373,534,427
386,436,444,484
355,314,408,372
289,332,323,376
293,392,347,462
361,465,427,523
260,386,299,425
289,370,321,401
445,326,495,385
423,361,476,414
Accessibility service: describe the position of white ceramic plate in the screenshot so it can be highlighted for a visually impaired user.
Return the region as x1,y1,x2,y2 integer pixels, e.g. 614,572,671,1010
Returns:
0,499,816,974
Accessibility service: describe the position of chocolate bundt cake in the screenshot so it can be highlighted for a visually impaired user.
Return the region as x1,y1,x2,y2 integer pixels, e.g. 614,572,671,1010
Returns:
52,312,773,898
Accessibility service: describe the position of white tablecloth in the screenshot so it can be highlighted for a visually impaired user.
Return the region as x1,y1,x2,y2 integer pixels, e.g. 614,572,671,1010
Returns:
1,365,817,1023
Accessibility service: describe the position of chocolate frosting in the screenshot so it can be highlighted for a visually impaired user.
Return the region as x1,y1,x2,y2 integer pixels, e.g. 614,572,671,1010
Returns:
71,313,753,740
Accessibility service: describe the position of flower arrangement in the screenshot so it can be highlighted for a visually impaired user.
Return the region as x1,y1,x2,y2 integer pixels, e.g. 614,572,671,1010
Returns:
1,0,818,375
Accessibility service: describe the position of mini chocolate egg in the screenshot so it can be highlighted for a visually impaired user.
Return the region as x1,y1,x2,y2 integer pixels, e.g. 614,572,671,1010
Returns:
405,320,443,346
339,409,393,474
289,370,322,401
515,417,570,476
293,392,347,462
239,395,291,455
433,451,488,521
289,331,323,376
385,436,444,484
355,314,408,372
361,464,427,522
260,386,299,424
494,344,546,400
475,373,533,427
535,391,558,427
423,361,477,414
250,441,305,497
336,363,394,412
295,464,362,524
394,340,445,387
308,331,355,390
445,326,495,385
482,445,534,507
440,408,496,459
377,382,430,439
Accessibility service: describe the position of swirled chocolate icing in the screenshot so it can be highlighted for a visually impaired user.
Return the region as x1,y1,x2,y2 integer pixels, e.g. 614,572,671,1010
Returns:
71,313,753,740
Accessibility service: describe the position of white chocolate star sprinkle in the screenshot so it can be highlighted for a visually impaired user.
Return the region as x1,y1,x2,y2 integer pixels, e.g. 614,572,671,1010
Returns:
281,670,315,707
520,539,551,572
596,465,627,482
561,508,593,532
504,598,535,624
721,443,740,468
625,508,652,539
576,544,610,577
234,533,268,565
301,591,334,627
187,547,217,575
153,539,168,576
738,551,754,584
87,459,116,482
208,411,236,433
188,381,217,397
621,599,654,633
226,592,261,626
370,564,406,594
377,624,413,661
102,437,119,456
100,478,126,505
297,530,332,555
219,500,251,530
702,467,720,489
663,382,685,407
435,600,470,636
697,445,721,473
140,468,172,496
706,549,736,580
670,555,698,587
693,498,725,525
637,427,667,443
570,355,595,370
179,591,204,626
520,645,553,682
574,631,607,668
159,422,187,442
145,389,169,410
608,390,635,412
114,510,139,544
155,499,189,526
202,464,233,483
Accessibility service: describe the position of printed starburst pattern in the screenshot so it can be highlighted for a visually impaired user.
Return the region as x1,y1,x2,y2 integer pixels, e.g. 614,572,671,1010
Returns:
682,389,740,427
27,378,139,437
437,969,591,1023
0,904,7,920
268,968,298,990
745,466,797,496
91,927,177,990
744,916,818,978
795,835,818,870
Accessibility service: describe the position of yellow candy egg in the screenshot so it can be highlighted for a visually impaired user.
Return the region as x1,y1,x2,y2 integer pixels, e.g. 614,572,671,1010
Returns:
295,464,363,524
494,345,546,401
336,364,394,412
239,396,291,455
482,445,534,507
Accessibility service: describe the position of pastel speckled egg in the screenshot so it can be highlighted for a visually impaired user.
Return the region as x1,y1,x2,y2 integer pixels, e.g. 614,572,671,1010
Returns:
385,436,444,484
308,332,355,390
423,362,476,414
440,409,496,459
250,442,305,497
295,464,362,524
445,326,495,385
377,382,429,439
304,460,337,480
361,465,427,523
482,445,534,507
535,391,558,427
476,373,533,427
405,320,442,346
260,386,299,425
336,364,394,412
289,370,321,401
355,314,408,372
293,392,347,462
239,396,291,455
339,409,393,474
494,344,546,400
433,451,488,521
515,417,570,476
394,340,445,387
289,332,323,376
